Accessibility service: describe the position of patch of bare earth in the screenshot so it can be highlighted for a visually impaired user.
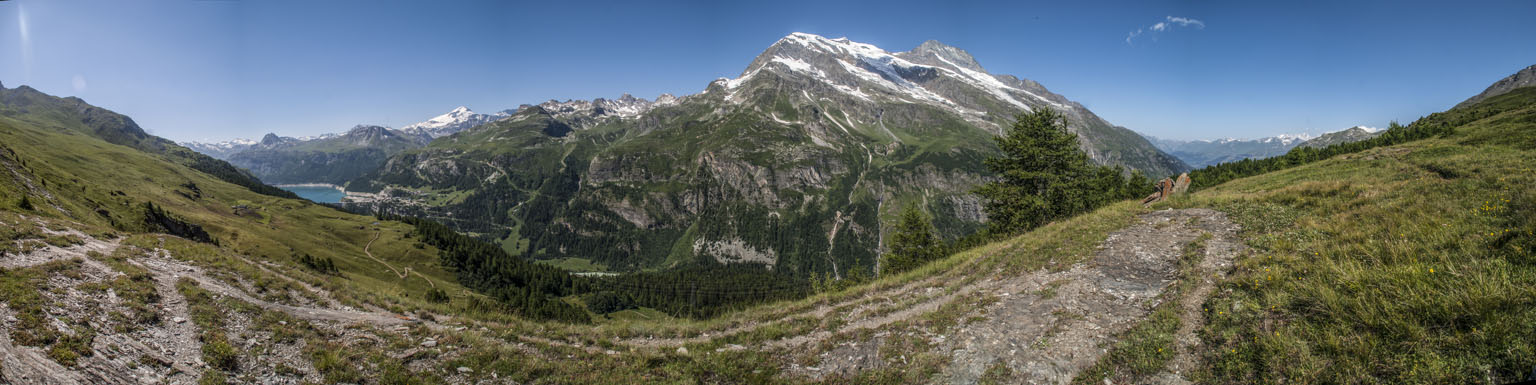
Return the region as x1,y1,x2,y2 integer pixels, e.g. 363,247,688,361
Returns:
0,231,434,385
785,208,1241,384
1149,210,1242,385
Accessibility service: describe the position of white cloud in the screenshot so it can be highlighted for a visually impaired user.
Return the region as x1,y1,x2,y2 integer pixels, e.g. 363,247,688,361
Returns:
1166,16,1205,29
72,75,87,92
1126,16,1205,45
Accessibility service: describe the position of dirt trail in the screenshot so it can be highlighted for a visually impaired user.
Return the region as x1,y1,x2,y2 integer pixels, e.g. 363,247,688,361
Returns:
1151,211,1244,385
942,209,1240,384
361,230,437,288
138,252,209,382
788,209,1241,384
132,256,415,326
3,208,1243,384
615,260,977,350
1,227,463,384
0,235,204,385
0,228,119,270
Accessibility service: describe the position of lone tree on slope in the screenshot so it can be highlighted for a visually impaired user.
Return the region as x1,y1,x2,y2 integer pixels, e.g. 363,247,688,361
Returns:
882,203,947,276
975,108,1149,235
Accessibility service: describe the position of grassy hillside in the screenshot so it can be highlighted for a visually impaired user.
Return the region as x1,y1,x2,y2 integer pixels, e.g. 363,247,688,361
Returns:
1151,88,1536,383
3,82,1533,383
0,91,470,320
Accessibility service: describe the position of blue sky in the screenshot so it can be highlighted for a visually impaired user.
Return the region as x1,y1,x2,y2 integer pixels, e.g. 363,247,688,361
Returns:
1,0,1533,142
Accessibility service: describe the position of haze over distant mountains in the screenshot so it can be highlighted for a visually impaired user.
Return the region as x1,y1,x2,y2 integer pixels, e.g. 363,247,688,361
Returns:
182,105,508,160
1150,126,1383,168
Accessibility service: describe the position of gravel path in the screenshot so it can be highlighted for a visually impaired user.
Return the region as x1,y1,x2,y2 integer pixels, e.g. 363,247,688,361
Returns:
788,209,1242,384
938,208,1241,385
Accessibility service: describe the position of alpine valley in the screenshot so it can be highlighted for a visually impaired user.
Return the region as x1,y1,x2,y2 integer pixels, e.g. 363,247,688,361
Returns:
5,7,1536,382
297,33,1191,275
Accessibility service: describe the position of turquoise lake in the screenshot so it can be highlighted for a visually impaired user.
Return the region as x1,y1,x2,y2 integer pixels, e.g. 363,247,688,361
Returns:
279,185,346,203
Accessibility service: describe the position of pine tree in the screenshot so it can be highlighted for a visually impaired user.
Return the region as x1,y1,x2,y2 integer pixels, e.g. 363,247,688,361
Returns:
17,195,33,211
881,203,946,276
974,108,1101,235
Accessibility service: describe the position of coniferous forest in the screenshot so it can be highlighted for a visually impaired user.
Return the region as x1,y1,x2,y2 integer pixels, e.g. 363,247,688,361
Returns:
383,213,815,320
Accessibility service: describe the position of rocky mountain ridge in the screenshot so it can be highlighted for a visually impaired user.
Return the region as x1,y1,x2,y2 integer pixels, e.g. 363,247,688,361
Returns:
1456,64,1536,109
223,125,428,185
346,33,1189,276
1298,126,1384,149
399,106,514,139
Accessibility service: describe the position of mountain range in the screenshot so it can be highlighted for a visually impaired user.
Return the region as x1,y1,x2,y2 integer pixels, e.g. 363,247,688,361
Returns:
399,106,515,139
182,106,512,184
339,33,1188,276
223,125,428,185
3,37,1535,384
173,33,1405,277
1150,126,1383,168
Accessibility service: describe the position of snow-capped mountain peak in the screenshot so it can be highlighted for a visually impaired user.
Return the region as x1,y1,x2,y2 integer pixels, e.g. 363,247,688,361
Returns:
699,32,1188,175
400,106,508,138
1268,133,1315,145
525,93,678,122
718,32,1071,119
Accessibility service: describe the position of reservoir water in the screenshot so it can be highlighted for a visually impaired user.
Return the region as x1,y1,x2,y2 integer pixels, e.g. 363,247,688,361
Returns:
278,185,346,204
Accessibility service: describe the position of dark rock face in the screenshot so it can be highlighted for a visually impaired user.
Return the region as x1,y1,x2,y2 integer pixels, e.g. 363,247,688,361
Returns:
142,202,213,244
1143,178,1176,205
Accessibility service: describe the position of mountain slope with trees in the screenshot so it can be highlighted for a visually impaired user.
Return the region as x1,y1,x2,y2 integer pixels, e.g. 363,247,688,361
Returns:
2,63,1533,384
225,125,428,185
347,33,1187,278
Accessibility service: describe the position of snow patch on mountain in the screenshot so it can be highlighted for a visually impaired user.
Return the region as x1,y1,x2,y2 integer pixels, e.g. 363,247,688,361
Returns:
769,56,822,76
1210,132,1314,145
186,138,256,149
531,94,676,120
401,106,508,138
296,133,340,141
723,32,1074,120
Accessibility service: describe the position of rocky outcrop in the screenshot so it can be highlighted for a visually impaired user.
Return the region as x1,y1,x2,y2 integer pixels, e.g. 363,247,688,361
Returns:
1142,173,1190,205
1172,173,1191,195
141,203,212,244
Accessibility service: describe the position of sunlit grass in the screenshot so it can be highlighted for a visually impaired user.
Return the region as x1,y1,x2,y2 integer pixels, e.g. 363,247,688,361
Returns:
1164,131,1536,383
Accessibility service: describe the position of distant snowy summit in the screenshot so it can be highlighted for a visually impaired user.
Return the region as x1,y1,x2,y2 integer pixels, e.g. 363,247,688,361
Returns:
400,106,515,139
182,138,259,160
1152,126,1382,168
1298,125,1384,149
180,97,673,161
182,106,506,159
516,93,680,122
